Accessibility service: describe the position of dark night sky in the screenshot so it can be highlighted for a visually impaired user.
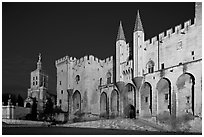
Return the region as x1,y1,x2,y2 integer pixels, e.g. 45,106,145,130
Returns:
2,2,195,96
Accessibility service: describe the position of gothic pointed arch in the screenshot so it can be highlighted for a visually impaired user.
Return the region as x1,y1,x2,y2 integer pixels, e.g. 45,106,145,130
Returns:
123,83,136,118
156,77,171,115
140,82,152,116
176,72,195,116
73,90,81,113
110,89,119,117
100,92,108,117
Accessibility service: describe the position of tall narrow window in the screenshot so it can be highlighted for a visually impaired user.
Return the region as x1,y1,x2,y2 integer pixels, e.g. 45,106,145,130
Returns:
177,41,182,50
76,75,80,84
165,93,168,101
161,63,165,69
106,72,111,84
99,78,102,86
145,97,148,103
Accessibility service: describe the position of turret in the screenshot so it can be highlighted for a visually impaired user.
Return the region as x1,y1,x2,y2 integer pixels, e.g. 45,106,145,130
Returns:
116,21,126,82
133,10,145,77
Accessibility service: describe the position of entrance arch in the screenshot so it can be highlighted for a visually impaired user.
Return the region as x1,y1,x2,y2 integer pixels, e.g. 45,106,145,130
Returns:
73,90,81,113
26,103,31,108
100,92,108,117
140,82,152,117
176,73,195,116
111,89,119,116
124,83,136,118
156,78,171,115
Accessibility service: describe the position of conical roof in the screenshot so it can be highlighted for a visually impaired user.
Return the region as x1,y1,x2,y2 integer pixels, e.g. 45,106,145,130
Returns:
116,21,126,41
134,10,144,32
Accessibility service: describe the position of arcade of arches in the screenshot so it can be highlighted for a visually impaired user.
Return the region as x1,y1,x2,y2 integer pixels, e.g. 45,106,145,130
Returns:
66,72,198,121
98,72,197,119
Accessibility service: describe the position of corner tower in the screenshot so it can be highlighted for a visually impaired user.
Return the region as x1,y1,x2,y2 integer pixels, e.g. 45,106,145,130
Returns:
133,10,145,77
116,21,126,82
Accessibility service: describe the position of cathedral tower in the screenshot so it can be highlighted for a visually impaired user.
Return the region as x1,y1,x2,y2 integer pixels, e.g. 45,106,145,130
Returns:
133,10,145,77
24,53,49,111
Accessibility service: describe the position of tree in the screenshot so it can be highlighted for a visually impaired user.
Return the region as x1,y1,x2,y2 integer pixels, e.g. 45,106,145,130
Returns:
17,94,24,107
31,97,37,120
43,97,54,121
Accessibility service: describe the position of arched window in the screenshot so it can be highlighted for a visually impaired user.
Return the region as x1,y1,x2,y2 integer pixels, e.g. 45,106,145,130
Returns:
106,72,111,84
147,60,155,73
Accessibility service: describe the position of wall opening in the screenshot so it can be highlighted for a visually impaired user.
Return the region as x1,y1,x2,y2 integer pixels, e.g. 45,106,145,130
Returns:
106,72,112,84
156,78,171,115
161,63,165,69
147,60,155,73
111,90,119,117
124,83,136,118
100,92,108,117
26,103,31,108
73,90,81,113
176,73,195,116
140,82,153,116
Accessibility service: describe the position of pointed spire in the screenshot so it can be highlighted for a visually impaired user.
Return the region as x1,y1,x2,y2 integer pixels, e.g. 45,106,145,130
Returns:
37,53,42,70
134,10,144,32
116,21,126,41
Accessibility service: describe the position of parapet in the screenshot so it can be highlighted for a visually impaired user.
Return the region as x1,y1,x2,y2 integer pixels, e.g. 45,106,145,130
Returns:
151,36,158,45
144,36,158,50
166,28,173,38
57,54,113,68
55,55,69,66
154,18,195,45
175,24,182,34
104,56,113,64
144,18,195,53
159,32,164,41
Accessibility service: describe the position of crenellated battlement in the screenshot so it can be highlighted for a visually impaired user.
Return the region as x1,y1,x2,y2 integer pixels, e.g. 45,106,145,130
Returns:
55,55,69,66
151,36,158,45
144,18,195,51
166,28,173,38
159,32,164,41
56,54,113,69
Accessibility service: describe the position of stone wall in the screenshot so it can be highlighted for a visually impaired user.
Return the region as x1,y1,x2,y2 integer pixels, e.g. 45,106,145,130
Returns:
2,105,31,119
